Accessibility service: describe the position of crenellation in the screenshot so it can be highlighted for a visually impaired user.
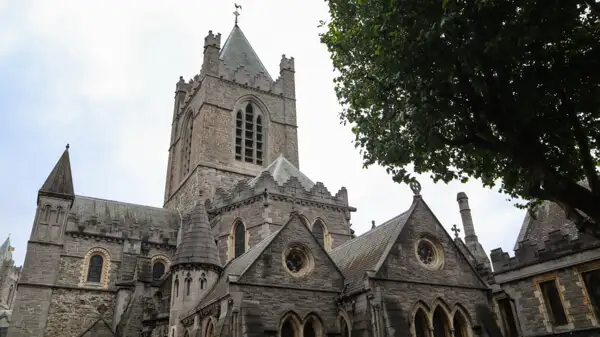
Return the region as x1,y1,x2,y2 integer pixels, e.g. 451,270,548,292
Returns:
279,54,295,72
204,30,221,49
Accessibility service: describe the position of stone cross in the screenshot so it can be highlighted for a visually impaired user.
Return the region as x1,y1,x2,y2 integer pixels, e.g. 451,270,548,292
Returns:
451,224,460,239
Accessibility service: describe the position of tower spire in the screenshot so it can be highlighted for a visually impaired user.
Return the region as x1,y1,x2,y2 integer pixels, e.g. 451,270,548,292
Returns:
39,145,75,201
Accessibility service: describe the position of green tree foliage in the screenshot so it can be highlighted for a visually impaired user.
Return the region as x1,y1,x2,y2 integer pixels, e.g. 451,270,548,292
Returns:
320,0,600,236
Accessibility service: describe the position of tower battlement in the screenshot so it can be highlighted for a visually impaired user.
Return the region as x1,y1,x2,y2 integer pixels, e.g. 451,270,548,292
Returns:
210,171,351,212
490,229,600,273
204,30,222,48
280,54,295,72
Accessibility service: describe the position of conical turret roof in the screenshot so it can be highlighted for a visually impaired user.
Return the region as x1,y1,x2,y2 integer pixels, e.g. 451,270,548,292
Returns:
173,201,221,269
40,145,74,199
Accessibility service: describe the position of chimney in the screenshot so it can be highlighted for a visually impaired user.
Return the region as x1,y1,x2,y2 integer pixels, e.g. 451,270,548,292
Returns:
457,192,477,243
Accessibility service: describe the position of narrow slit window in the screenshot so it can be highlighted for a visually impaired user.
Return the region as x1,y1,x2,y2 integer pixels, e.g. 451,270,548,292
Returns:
582,270,600,319
539,280,568,326
498,298,519,337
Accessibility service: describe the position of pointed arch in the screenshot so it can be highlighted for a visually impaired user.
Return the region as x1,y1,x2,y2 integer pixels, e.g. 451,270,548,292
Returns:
228,219,247,260
337,312,351,337
279,311,302,337
200,272,207,290
413,307,431,337
232,96,269,165
205,316,216,337
180,109,194,180
174,276,180,299
431,301,452,337
430,298,452,323
311,219,331,250
303,313,324,337
452,304,473,337
185,273,192,296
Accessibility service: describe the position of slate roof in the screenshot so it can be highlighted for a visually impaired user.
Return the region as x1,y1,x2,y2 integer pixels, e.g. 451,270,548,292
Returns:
174,201,221,268
70,195,180,231
40,146,74,198
220,25,272,81
248,154,315,190
329,204,415,290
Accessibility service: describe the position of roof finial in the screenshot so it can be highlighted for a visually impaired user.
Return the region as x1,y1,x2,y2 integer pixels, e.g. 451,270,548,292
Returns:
451,224,461,239
66,143,70,150
234,3,242,26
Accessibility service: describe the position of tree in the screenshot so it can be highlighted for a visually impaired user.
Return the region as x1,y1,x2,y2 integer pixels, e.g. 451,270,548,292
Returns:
320,0,600,237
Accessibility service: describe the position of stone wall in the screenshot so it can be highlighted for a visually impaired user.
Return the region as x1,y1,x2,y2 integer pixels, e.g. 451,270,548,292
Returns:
6,285,53,337
44,287,115,337
378,200,486,289
497,259,600,336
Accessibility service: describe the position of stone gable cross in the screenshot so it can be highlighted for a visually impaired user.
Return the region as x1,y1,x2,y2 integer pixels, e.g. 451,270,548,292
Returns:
451,224,460,239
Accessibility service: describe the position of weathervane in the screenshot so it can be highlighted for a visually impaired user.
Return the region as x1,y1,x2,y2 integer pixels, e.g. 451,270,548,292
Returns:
234,3,242,26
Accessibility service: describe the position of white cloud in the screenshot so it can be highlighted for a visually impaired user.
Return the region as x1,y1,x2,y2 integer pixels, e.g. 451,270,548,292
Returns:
0,0,526,265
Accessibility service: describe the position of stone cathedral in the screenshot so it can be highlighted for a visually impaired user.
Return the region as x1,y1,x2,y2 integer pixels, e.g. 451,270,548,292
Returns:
7,10,600,337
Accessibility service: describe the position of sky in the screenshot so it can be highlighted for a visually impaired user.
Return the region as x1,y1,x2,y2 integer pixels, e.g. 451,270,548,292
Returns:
0,0,527,266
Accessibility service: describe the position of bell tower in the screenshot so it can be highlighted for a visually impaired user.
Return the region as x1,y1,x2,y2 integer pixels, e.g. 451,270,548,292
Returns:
163,14,299,213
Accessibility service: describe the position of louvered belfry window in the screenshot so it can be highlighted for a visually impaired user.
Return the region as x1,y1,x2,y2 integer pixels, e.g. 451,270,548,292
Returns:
234,102,263,165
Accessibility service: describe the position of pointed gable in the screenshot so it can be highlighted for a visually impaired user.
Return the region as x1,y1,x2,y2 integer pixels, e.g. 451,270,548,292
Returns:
40,146,74,199
248,154,314,190
377,198,488,289
220,25,272,81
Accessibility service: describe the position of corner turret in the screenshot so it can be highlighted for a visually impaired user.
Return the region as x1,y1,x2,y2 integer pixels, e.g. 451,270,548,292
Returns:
38,144,74,203
201,30,222,76
169,197,221,334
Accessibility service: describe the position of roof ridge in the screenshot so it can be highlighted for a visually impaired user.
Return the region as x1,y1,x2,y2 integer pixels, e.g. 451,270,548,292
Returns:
75,195,175,213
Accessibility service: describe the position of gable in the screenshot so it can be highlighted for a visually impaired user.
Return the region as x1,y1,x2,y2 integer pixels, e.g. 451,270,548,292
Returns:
78,318,115,337
239,214,345,290
377,199,487,288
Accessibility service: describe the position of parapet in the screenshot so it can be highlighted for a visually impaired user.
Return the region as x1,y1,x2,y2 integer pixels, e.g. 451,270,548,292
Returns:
280,54,295,72
210,171,352,212
204,30,222,49
491,229,600,273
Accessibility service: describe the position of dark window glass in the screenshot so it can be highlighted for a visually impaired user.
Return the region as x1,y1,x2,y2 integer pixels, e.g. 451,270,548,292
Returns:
312,221,325,247
234,221,246,258
303,321,316,337
433,308,450,337
415,309,429,337
87,254,103,282
583,270,600,319
282,320,295,337
152,262,165,280
540,280,568,326
498,298,519,337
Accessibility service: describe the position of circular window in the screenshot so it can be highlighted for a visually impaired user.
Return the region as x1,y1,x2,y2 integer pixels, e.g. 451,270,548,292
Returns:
415,237,443,269
283,244,313,277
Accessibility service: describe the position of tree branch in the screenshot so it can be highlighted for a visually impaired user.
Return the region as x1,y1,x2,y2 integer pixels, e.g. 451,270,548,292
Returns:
560,91,600,193
584,0,600,16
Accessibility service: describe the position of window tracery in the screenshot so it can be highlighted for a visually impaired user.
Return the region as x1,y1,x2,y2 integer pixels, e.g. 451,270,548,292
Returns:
234,102,264,165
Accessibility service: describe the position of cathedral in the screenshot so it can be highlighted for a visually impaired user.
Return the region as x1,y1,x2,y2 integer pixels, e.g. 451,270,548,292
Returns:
6,10,600,337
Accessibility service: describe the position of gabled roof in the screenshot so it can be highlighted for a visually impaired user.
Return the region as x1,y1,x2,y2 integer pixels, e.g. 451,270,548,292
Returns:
193,229,280,312
220,25,272,81
248,154,315,190
329,202,416,290
40,146,74,198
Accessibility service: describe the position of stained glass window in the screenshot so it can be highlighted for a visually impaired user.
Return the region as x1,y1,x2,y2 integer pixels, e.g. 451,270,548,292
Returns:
87,254,103,283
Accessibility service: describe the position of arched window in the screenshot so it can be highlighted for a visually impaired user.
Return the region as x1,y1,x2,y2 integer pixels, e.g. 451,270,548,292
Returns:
303,316,321,337
414,309,430,337
185,273,192,296
181,111,194,179
206,320,215,337
87,254,104,283
153,261,166,280
433,307,451,337
453,310,470,337
339,316,350,337
281,318,298,337
200,273,207,290
312,220,325,248
234,221,246,258
234,102,264,164
43,205,51,222
174,277,179,298
184,330,190,337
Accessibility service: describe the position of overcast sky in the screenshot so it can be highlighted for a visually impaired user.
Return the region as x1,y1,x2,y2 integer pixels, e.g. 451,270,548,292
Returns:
0,0,526,266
